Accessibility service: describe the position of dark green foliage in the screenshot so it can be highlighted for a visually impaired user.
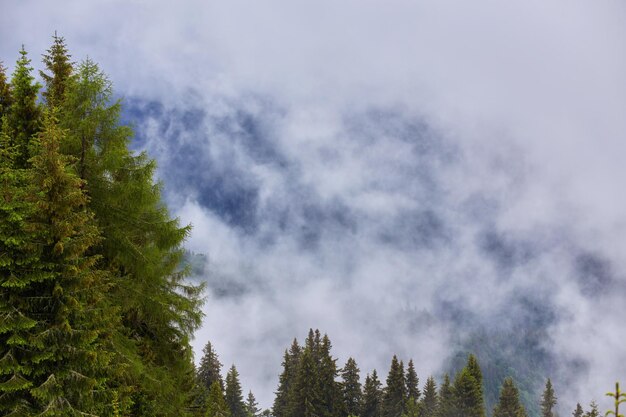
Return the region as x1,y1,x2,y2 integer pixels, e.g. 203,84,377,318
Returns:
572,403,584,417
287,346,318,417
7,47,41,167
40,33,73,109
0,62,12,118
453,367,485,417
273,339,301,417
420,376,438,417
492,377,527,417
584,401,599,417
199,341,224,391
317,334,343,417
225,365,247,417
341,357,362,417
405,359,420,407
206,380,231,417
246,391,261,417
362,370,383,417
382,355,406,417
437,374,454,417
540,379,557,417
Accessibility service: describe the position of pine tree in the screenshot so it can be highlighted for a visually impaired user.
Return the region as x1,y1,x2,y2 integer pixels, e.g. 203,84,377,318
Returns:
317,334,343,417
0,61,12,118
362,370,383,417
199,341,224,391
492,377,527,417
246,391,261,417
382,355,406,417
405,359,420,407
341,357,362,417
420,376,438,417
287,346,318,417
225,365,247,417
40,32,73,109
453,367,485,417
573,403,584,417
206,381,232,417
437,374,454,417
273,339,301,417
540,379,557,417
584,401,599,417
7,46,41,167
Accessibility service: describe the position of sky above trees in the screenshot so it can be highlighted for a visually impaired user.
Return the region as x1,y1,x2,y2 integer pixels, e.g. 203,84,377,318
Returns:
2,0,626,412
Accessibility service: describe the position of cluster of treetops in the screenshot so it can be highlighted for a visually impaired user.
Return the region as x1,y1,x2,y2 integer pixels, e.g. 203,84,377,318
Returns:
195,329,610,417
0,36,204,416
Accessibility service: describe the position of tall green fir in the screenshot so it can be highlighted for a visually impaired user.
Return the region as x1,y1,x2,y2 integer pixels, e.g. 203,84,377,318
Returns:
437,374,454,417
405,359,420,407
0,61,12,118
316,334,343,417
381,355,406,417
572,403,584,417
584,401,599,417
362,370,383,417
206,381,232,417
245,391,261,417
341,357,362,417
420,376,438,417
540,379,557,417
287,346,318,417
225,365,247,417
273,339,301,417
198,341,224,391
40,33,73,109
492,377,527,417
453,367,485,417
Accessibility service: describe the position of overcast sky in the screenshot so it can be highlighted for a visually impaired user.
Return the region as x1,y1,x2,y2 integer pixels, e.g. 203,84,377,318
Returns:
2,0,626,413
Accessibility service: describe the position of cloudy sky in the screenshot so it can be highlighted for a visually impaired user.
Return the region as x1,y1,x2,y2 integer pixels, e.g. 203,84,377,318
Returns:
2,0,626,412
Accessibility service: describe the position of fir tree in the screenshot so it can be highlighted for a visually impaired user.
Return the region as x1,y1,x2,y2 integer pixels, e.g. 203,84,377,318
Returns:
7,46,41,167
382,355,406,417
362,370,383,417
199,341,224,391
584,401,599,417
0,61,12,118
405,359,420,407
40,32,73,109
420,376,438,417
540,379,557,417
246,391,261,417
573,403,584,417
453,367,485,417
317,334,343,417
273,339,301,417
437,374,454,417
492,377,527,417
206,380,231,417
287,346,318,417
225,365,247,417
341,357,362,417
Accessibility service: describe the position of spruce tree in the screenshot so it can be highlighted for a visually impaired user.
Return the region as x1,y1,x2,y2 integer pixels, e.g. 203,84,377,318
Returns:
584,401,599,417
341,357,362,417
0,61,12,118
287,346,318,417
199,341,224,391
246,391,261,417
206,380,231,417
492,377,527,417
540,379,557,417
573,403,584,417
437,374,454,417
405,359,420,407
420,376,438,417
7,46,41,167
273,339,301,417
362,370,383,417
452,367,485,417
40,33,73,109
225,365,247,417
317,334,343,417
382,355,406,417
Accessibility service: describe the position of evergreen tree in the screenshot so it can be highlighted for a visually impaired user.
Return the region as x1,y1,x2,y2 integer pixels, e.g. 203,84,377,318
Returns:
540,379,557,417
40,33,73,109
362,370,383,417
206,380,231,417
7,46,41,167
382,355,406,417
341,357,362,417
225,365,247,417
405,359,420,407
199,341,224,391
420,376,438,417
492,377,527,417
317,334,343,417
246,391,261,417
572,403,584,417
437,374,454,417
452,367,485,417
0,61,12,118
273,339,301,417
287,346,318,417
584,401,599,417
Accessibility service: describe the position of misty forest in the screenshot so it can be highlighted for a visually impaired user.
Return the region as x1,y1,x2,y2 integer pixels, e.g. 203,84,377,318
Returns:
0,36,624,417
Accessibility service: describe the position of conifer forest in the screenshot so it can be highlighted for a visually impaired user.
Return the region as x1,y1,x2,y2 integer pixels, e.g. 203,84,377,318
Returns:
1,7,625,417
